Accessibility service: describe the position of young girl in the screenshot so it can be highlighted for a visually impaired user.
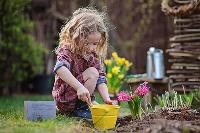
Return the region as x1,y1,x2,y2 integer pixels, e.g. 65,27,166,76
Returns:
52,7,112,119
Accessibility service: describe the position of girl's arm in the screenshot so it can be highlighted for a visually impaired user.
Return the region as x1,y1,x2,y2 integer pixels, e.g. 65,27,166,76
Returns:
56,66,92,106
97,83,112,104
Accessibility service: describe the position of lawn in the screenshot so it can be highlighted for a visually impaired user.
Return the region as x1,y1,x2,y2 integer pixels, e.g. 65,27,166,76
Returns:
0,94,130,133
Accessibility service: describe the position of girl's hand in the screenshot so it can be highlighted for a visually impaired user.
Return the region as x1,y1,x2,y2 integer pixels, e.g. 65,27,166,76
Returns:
77,86,92,106
104,98,113,105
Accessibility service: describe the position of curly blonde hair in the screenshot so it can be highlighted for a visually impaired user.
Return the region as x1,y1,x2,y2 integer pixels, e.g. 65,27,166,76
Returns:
59,7,109,59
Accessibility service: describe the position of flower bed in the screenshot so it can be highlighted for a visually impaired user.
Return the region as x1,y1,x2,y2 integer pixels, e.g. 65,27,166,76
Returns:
115,107,200,132
111,87,200,132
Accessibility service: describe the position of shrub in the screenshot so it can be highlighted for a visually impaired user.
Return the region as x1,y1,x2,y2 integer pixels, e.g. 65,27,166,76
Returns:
0,0,46,92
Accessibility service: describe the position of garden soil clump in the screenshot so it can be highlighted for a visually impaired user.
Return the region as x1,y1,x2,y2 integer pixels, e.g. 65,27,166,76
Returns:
115,108,200,133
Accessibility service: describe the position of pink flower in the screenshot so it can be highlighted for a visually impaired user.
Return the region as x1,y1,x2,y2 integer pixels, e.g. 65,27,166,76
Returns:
117,91,131,102
134,81,149,97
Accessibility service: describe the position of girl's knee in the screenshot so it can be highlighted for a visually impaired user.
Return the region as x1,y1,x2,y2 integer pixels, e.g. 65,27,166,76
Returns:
84,67,99,79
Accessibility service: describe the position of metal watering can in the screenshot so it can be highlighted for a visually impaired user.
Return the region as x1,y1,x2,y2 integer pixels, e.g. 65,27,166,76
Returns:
146,47,165,79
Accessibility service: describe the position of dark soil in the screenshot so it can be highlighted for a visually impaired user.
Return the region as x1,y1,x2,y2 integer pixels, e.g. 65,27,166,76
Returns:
115,108,200,133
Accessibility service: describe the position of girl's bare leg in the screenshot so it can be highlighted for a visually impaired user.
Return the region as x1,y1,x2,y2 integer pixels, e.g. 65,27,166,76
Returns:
82,67,99,95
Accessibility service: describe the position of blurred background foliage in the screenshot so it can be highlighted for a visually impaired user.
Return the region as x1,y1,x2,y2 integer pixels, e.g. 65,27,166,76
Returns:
0,0,46,94
0,0,172,95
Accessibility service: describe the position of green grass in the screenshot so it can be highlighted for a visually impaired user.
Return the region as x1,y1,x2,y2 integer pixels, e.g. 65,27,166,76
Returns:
0,94,130,133
0,95,90,133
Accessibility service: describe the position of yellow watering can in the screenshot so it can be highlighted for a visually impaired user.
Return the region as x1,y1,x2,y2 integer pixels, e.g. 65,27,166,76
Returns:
90,104,120,130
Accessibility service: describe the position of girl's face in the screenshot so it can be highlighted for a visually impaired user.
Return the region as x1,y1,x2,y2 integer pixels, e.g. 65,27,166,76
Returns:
84,32,101,54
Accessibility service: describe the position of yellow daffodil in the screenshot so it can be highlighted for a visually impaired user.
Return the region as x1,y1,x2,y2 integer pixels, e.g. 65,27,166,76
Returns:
116,58,124,65
104,59,112,65
118,74,124,79
112,52,118,59
112,66,120,74
121,58,126,63
125,60,130,67
105,52,132,95
107,73,112,78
